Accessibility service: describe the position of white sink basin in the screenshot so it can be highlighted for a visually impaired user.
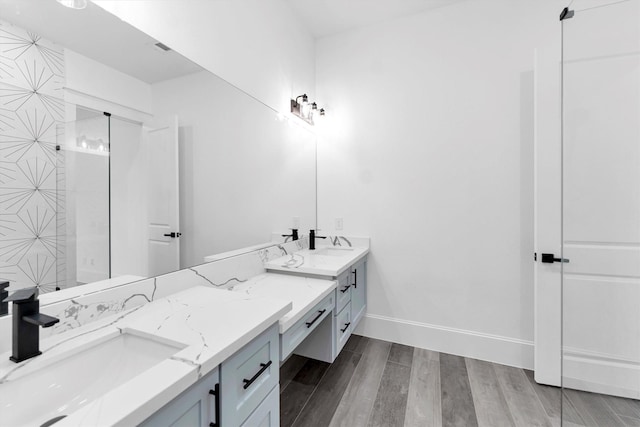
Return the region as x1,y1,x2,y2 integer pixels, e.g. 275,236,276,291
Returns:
0,331,184,427
309,247,354,257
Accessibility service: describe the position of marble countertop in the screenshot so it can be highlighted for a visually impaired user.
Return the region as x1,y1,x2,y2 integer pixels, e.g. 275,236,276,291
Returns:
229,273,336,333
264,245,370,277
0,286,291,427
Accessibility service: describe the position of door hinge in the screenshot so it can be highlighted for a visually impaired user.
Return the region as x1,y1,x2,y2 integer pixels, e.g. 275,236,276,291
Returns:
560,7,574,21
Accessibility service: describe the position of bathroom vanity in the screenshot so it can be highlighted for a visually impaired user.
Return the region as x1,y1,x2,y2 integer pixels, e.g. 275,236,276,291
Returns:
0,236,368,426
263,243,369,363
0,286,290,426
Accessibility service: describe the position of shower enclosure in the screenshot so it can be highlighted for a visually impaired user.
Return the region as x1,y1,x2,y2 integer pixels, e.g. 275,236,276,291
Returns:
56,108,151,290
561,0,640,424
56,109,111,289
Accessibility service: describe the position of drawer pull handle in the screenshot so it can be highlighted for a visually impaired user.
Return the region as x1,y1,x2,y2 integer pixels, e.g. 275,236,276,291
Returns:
341,322,351,333
208,383,220,427
306,309,326,328
352,269,357,288
243,360,273,390
340,285,350,294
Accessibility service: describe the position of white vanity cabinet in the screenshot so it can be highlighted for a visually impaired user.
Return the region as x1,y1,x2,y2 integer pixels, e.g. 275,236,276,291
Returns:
350,258,367,326
141,325,280,427
220,324,279,427
140,367,220,427
294,256,368,363
281,292,335,361
334,258,367,353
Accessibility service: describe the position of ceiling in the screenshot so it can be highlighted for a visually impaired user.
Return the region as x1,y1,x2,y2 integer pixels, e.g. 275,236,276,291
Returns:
283,0,468,38
0,0,202,84
0,0,466,83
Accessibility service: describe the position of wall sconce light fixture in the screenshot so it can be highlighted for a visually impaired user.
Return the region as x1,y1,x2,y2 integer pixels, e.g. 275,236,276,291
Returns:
291,94,325,125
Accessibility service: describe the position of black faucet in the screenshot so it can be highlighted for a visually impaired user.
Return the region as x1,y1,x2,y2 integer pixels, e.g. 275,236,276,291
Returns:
3,287,59,363
309,229,327,250
282,228,299,241
0,281,8,316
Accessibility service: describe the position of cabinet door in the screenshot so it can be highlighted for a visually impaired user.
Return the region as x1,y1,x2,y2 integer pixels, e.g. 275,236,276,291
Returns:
221,325,279,426
335,302,352,355
240,385,279,427
350,259,367,327
140,368,219,427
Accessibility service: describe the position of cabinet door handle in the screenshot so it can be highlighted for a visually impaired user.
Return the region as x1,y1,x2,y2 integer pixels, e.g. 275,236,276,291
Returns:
306,309,326,328
340,322,351,333
208,383,220,427
352,269,357,288
340,285,351,294
243,360,272,390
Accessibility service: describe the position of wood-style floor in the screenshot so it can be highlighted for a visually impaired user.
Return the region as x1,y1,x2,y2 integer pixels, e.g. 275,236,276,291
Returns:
279,335,640,427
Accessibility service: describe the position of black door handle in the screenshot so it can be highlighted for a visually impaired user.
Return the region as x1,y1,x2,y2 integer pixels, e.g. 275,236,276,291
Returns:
306,309,326,328
163,232,182,238
208,383,220,427
243,360,272,390
340,322,351,333
352,269,357,288
541,253,569,263
340,285,351,294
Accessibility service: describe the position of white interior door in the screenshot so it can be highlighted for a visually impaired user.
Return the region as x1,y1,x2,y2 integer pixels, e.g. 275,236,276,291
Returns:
561,0,640,399
535,0,640,398
146,116,180,276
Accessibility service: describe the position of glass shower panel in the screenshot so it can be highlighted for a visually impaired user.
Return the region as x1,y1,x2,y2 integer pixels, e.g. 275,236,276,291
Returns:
56,113,110,289
562,0,640,425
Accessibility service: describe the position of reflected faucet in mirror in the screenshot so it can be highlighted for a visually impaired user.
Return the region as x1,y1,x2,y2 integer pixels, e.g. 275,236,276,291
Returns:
282,229,299,241
309,229,327,250
3,288,60,363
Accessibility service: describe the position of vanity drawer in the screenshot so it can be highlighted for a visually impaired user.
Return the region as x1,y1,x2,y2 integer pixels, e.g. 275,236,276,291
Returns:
240,384,279,427
281,292,334,360
336,281,351,314
334,270,351,316
221,324,279,427
335,302,352,355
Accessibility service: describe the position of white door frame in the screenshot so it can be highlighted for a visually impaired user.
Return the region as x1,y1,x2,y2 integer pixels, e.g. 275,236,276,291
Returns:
533,46,562,387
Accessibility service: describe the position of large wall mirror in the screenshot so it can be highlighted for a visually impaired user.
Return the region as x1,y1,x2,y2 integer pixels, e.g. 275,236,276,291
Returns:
0,1,317,296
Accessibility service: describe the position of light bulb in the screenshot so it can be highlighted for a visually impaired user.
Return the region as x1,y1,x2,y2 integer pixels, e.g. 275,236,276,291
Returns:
301,102,311,119
81,141,87,149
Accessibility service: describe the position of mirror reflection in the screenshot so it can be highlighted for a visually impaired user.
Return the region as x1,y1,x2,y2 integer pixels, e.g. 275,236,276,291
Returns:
0,1,317,296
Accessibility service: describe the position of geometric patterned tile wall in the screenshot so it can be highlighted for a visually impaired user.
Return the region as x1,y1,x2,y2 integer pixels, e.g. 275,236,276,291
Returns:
0,19,64,293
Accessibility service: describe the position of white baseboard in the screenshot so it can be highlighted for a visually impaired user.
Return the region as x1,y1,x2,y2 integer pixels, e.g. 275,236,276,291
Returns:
563,348,640,399
354,313,534,369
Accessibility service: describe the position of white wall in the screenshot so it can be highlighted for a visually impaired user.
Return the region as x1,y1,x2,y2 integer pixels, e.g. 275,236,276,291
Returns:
93,0,316,115
65,48,153,120
152,71,317,268
316,0,561,368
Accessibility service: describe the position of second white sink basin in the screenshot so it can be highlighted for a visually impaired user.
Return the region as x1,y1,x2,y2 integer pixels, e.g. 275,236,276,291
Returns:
0,331,184,427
